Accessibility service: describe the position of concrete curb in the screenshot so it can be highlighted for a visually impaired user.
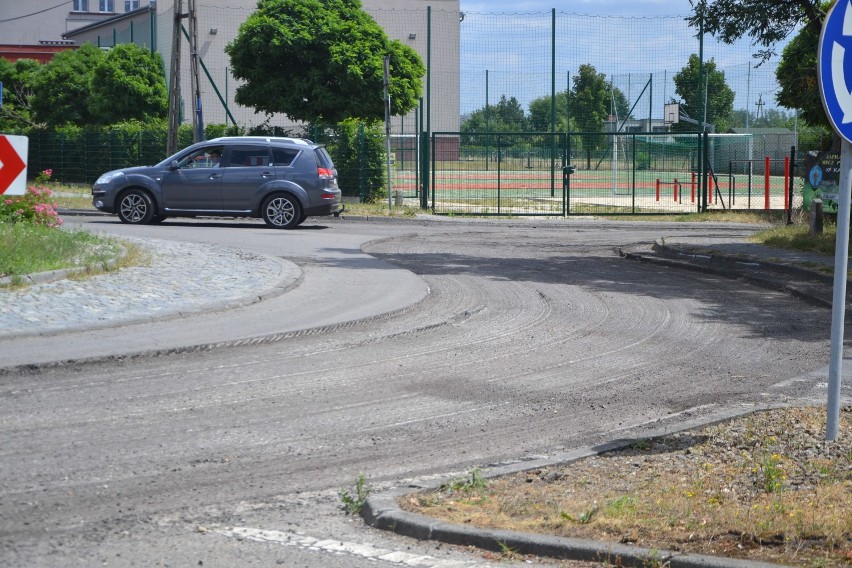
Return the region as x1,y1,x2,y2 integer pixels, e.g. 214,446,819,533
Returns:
360,406,790,568
620,241,836,309
651,242,834,285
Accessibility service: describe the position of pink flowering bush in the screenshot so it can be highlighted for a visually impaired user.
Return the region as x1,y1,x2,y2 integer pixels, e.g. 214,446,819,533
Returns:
0,169,63,228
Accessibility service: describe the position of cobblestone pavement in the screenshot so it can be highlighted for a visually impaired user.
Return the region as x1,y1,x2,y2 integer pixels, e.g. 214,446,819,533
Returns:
0,236,298,338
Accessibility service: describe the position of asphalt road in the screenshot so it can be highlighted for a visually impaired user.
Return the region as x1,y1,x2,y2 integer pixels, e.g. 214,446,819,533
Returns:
0,215,835,567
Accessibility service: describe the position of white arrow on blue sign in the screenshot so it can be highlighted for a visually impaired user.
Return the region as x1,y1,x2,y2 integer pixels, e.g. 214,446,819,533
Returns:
820,0,852,142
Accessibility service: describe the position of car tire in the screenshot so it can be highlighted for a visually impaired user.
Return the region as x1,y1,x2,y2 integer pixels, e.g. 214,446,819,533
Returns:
262,194,301,229
151,214,168,224
117,189,155,225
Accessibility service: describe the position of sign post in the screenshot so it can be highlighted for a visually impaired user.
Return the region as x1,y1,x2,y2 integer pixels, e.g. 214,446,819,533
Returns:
818,0,852,441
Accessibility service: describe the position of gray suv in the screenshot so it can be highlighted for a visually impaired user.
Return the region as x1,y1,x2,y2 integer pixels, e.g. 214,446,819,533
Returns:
92,136,344,229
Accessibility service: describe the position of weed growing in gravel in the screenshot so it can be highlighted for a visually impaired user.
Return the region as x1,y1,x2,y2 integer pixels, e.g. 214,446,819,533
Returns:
339,473,371,515
448,468,487,493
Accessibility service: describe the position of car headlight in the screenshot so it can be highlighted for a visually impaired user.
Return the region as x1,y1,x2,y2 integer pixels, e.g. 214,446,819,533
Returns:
95,171,124,185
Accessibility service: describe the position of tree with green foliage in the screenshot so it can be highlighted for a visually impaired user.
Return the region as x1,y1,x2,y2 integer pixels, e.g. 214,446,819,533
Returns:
528,92,570,132
688,0,830,145
671,54,734,132
774,24,827,131
30,44,105,127
226,0,424,125
0,58,42,130
687,0,823,63
571,64,629,168
461,95,527,135
88,43,168,125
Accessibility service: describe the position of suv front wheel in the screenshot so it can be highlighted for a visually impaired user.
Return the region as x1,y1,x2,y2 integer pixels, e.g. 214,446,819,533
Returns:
118,189,155,225
262,194,302,229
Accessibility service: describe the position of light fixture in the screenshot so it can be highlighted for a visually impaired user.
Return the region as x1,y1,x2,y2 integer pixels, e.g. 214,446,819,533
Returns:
209,28,217,35
408,33,416,40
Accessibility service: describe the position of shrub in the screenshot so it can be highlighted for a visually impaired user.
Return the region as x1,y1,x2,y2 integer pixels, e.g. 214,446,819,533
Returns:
0,169,63,228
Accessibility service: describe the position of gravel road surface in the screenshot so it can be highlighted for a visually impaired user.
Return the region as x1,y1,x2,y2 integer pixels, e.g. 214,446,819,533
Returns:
0,217,837,567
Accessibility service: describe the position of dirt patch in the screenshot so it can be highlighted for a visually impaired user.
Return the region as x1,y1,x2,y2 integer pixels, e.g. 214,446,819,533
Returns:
402,406,852,567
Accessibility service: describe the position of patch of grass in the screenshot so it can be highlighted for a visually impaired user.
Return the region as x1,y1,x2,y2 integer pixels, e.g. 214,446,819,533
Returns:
343,201,419,217
0,223,133,284
752,221,839,256
401,407,852,566
50,183,94,210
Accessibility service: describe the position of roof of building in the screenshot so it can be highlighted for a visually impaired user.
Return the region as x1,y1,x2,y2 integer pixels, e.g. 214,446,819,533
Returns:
62,5,153,39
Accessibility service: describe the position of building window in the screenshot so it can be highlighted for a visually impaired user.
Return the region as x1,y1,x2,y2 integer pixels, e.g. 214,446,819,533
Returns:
73,0,89,11
99,0,115,12
125,0,139,10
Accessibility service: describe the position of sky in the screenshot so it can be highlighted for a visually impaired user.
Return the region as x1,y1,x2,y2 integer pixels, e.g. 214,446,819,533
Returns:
459,0,695,18
454,0,791,121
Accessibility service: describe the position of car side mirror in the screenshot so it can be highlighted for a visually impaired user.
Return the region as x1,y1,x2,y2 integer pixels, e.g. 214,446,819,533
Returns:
169,160,179,171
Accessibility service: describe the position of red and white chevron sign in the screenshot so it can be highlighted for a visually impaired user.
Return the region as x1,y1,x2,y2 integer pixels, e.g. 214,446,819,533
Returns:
0,135,28,196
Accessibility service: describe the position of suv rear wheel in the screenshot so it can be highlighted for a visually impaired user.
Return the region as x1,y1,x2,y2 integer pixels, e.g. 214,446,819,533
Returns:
118,189,154,225
262,194,301,229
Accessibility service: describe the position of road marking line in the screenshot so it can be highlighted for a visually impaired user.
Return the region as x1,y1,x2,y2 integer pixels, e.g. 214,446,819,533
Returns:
215,526,492,567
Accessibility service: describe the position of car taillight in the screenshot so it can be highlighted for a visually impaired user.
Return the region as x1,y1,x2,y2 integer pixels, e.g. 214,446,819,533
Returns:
321,193,336,200
317,167,334,179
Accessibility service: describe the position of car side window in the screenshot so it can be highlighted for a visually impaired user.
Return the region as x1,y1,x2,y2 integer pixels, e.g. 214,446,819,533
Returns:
226,146,270,167
271,148,299,166
178,146,224,169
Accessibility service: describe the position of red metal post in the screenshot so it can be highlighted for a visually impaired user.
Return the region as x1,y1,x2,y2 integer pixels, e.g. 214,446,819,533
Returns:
656,178,660,202
691,171,696,203
674,178,679,201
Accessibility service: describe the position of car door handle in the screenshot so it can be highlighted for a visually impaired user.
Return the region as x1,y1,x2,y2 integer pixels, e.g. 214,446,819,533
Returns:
261,172,273,178
209,173,222,180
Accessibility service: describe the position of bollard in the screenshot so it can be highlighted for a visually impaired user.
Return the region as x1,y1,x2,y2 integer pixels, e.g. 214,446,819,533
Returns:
656,179,660,202
394,190,403,207
673,178,679,202
691,171,696,203
810,199,824,235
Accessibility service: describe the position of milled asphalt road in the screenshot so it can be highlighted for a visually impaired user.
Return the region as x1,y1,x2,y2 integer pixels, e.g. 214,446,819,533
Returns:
0,214,849,566
0,214,430,368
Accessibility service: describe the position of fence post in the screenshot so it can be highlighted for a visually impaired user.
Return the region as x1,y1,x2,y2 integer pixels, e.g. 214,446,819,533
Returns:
764,156,770,210
673,178,678,202
784,156,790,210
701,132,709,212
656,178,660,202
788,146,797,224
358,123,366,202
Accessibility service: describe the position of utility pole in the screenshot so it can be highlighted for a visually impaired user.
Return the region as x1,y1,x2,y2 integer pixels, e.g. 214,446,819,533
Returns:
187,0,203,143
166,0,186,155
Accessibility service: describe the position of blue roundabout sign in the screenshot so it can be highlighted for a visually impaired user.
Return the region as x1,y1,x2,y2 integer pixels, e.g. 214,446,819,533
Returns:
820,0,852,142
